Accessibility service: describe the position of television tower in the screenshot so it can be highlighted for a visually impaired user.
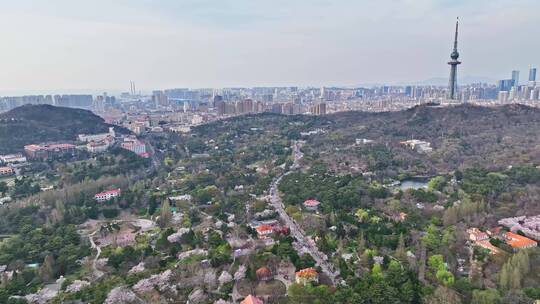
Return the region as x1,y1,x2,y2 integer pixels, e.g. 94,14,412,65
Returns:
447,18,461,100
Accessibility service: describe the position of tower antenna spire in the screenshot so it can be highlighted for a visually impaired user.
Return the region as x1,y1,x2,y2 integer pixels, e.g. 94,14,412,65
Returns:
447,17,461,100
453,17,459,50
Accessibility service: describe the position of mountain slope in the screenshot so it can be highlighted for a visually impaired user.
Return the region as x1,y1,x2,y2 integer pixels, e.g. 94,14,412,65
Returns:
0,105,125,154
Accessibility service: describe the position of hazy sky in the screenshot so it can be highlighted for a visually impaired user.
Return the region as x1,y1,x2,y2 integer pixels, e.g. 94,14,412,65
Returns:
0,0,539,94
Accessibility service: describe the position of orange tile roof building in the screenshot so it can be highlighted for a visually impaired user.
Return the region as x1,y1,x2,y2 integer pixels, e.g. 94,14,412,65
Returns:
256,225,274,238
504,232,537,250
295,267,319,285
240,294,263,304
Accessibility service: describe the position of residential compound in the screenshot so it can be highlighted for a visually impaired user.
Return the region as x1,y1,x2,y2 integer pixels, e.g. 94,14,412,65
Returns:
80,128,116,154
467,216,539,254
499,215,540,241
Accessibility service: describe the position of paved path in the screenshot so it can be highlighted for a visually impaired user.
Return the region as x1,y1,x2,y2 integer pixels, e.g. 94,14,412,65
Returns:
88,230,104,279
268,141,341,285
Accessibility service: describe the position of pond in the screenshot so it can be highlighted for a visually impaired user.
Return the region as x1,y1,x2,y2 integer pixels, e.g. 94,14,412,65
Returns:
399,179,429,191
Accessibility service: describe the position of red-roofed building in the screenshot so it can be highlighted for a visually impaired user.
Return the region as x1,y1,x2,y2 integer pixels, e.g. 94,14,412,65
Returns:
241,295,263,304
256,225,274,238
303,199,321,211
121,137,147,157
295,267,319,285
24,143,76,159
256,266,273,281
504,232,537,251
467,228,489,242
94,188,121,202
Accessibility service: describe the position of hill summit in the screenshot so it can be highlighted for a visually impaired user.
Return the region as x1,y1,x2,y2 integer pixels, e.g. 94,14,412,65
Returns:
0,105,121,154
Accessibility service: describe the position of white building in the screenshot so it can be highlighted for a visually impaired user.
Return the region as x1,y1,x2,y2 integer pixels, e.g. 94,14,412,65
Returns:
121,137,147,156
94,188,121,202
400,139,433,153
87,140,112,153
0,153,27,164
78,127,115,142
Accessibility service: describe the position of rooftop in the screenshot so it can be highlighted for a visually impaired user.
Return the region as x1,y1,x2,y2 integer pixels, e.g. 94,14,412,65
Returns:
303,199,321,207
241,295,263,304
296,267,318,278
95,188,121,197
505,232,537,248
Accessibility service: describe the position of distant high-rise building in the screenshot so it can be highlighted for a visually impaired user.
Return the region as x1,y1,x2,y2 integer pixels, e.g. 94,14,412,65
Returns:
212,95,223,108
511,70,520,89
310,102,326,115
447,18,461,100
215,99,226,116
405,86,413,97
498,79,514,92
152,91,169,107
529,67,537,82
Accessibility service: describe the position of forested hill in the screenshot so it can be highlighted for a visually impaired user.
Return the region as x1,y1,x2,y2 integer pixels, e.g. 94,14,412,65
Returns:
193,103,540,173
0,105,125,154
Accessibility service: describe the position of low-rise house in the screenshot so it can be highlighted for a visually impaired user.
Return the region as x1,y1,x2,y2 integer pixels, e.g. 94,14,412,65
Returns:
241,295,263,304
256,225,274,238
467,228,489,242
256,266,273,281
303,199,321,211
504,232,537,251
249,219,279,229
94,188,121,202
255,224,289,239
295,267,319,285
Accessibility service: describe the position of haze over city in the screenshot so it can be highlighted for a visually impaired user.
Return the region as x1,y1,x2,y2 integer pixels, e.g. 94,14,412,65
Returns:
3,1,540,304
1,0,539,94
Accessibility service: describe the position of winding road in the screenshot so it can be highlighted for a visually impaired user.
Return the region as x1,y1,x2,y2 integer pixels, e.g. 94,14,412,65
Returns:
268,141,341,285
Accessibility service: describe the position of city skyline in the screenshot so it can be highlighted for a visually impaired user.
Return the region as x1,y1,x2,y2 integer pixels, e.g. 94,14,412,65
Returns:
1,0,539,94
